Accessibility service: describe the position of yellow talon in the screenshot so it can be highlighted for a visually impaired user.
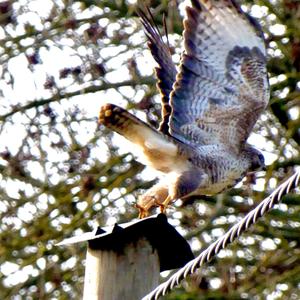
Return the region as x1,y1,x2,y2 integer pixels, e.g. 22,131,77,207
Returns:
155,195,173,214
135,203,149,219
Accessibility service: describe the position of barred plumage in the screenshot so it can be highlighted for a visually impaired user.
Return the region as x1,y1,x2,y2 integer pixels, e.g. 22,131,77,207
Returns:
99,0,269,218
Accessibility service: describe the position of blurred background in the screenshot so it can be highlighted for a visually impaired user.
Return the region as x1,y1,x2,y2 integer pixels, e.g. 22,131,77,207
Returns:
0,0,299,299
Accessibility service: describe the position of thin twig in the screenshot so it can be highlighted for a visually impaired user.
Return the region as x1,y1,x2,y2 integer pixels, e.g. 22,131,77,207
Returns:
0,77,154,122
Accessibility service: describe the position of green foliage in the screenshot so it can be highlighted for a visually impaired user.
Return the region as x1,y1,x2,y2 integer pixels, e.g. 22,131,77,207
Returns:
0,0,299,299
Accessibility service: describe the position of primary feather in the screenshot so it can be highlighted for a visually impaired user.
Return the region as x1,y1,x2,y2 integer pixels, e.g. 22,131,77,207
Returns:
137,8,177,134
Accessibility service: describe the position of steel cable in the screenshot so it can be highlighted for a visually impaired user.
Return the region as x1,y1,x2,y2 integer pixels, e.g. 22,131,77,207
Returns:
142,169,300,300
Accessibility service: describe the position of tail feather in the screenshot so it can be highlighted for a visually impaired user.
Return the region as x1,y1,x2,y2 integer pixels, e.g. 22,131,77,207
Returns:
99,103,179,172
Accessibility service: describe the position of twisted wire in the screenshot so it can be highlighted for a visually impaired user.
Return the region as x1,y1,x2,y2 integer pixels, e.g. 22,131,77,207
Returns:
142,169,300,300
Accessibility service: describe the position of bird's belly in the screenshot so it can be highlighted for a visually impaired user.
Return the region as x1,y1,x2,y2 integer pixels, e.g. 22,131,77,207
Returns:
194,182,232,195
193,174,244,196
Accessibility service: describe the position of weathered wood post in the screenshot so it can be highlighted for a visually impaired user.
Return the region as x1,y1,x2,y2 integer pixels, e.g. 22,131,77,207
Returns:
83,237,159,300
57,214,194,300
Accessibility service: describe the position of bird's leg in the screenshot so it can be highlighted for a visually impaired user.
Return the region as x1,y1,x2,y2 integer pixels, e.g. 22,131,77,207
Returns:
158,169,206,213
135,203,147,219
156,195,174,214
136,183,169,218
135,202,152,219
136,169,206,217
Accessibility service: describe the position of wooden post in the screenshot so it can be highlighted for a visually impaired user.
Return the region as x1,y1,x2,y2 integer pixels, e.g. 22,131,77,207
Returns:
83,238,159,300
57,214,194,300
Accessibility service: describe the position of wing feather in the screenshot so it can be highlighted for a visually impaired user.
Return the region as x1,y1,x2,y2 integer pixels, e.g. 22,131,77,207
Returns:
168,0,269,153
138,8,177,134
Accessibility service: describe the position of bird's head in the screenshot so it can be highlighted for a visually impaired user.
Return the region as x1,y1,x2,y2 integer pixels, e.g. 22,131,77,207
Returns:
247,148,266,172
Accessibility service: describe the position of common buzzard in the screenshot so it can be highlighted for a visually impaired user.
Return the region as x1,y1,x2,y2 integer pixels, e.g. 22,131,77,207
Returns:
99,0,269,218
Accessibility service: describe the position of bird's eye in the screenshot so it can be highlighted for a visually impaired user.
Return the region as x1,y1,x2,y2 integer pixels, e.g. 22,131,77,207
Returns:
249,152,265,172
258,153,265,164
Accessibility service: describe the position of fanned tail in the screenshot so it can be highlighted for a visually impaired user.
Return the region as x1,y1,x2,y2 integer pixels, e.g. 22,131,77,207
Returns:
99,103,179,172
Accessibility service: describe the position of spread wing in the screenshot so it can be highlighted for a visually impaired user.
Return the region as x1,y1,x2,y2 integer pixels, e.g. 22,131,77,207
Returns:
138,8,177,134
168,0,270,153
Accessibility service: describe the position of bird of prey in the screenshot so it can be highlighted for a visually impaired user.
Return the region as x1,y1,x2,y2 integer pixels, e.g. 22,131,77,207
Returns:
99,0,269,218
